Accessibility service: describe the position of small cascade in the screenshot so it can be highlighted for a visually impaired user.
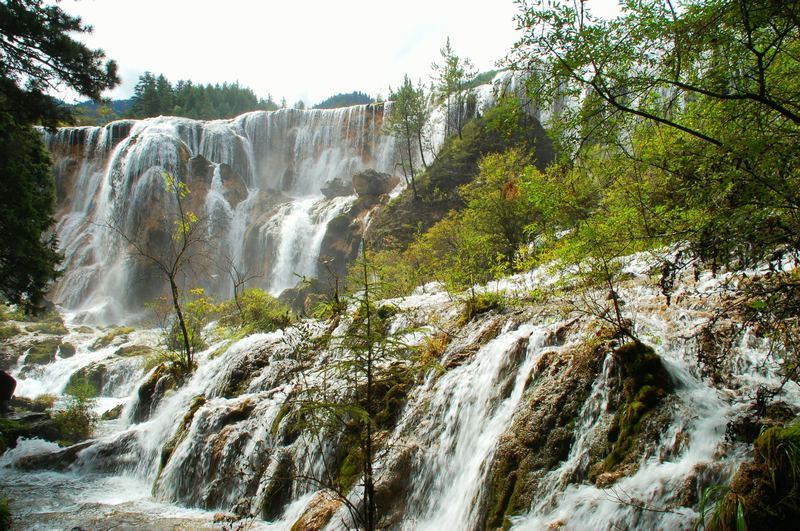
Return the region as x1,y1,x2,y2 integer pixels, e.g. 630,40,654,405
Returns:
399,322,549,530
269,195,355,294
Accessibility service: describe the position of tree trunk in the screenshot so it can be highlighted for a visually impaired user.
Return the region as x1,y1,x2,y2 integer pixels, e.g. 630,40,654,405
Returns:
170,278,192,371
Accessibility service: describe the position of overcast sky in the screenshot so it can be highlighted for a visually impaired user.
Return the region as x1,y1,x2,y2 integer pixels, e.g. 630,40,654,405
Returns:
57,0,620,106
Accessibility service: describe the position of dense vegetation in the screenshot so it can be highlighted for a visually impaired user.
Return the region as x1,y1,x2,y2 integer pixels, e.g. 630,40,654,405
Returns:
129,72,279,120
313,91,373,109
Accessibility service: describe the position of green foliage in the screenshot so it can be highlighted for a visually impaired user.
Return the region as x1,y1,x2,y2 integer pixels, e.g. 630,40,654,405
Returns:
53,380,98,445
0,113,62,311
0,496,10,530
699,421,800,530
218,288,292,333
432,36,478,139
513,0,800,269
0,0,117,310
313,91,372,109
385,75,430,198
369,94,552,255
130,72,277,120
0,0,118,127
164,288,215,355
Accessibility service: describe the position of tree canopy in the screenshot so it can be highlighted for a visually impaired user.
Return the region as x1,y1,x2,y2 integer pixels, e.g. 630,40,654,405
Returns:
0,0,118,127
129,72,278,120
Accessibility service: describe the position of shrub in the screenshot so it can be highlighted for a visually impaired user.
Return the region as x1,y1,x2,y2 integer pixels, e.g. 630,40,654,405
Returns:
52,380,97,445
220,288,292,333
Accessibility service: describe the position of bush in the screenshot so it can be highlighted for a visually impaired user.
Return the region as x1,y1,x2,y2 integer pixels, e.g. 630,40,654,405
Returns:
52,380,97,445
220,288,292,333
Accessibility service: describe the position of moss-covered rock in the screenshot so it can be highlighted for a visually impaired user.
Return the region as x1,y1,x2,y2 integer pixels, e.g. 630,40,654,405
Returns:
482,335,609,529
159,394,206,473
591,341,673,479
92,326,135,350
59,342,76,358
0,324,21,340
706,421,800,529
26,321,68,335
114,344,154,357
24,337,62,365
132,363,176,423
100,404,124,420
65,362,108,398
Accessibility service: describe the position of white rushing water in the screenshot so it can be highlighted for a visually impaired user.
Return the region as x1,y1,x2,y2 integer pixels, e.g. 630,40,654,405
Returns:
2,258,796,530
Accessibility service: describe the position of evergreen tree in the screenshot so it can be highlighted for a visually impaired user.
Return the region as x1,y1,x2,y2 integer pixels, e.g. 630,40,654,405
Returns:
432,37,477,139
385,75,430,199
0,0,118,309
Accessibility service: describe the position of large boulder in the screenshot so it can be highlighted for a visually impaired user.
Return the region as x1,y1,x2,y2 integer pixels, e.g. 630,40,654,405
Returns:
351,169,398,197
0,370,15,406
320,177,353,198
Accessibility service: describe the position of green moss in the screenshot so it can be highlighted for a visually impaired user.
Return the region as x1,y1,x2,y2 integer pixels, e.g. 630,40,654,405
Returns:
594,341,672,477
459,292,505,325
0,496,11,529
114,344,154,357
26,321,68,335
337,444,363,493
0,323,21,340
704,421,800,529
24,337,62,365
65,365,107,398
92,326,135,350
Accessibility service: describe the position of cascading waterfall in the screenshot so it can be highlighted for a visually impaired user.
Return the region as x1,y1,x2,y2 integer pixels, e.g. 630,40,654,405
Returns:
1,258,798,529
44,106,399,323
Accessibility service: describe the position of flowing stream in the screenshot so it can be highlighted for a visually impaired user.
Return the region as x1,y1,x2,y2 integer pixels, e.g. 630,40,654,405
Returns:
2,259,797,529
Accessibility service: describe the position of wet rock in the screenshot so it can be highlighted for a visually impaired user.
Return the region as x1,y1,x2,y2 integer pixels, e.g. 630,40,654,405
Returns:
132,363,176,423
352,169,397,197
219,162,248,207
321,177,353,198
482,334,609,529
290,490,342,531
0,414,61,450
188,154,213,184
15,440,94,471
261,451,294,520
374,441,418,526
0,370,15,404
59,342,76,358
100,404,124,420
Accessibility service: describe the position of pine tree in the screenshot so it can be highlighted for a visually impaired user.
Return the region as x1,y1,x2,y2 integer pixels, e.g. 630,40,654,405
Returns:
0,0,118,310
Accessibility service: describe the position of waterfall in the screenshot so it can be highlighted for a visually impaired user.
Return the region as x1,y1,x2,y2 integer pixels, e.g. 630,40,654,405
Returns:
1,260,798,529
44,106,399,323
